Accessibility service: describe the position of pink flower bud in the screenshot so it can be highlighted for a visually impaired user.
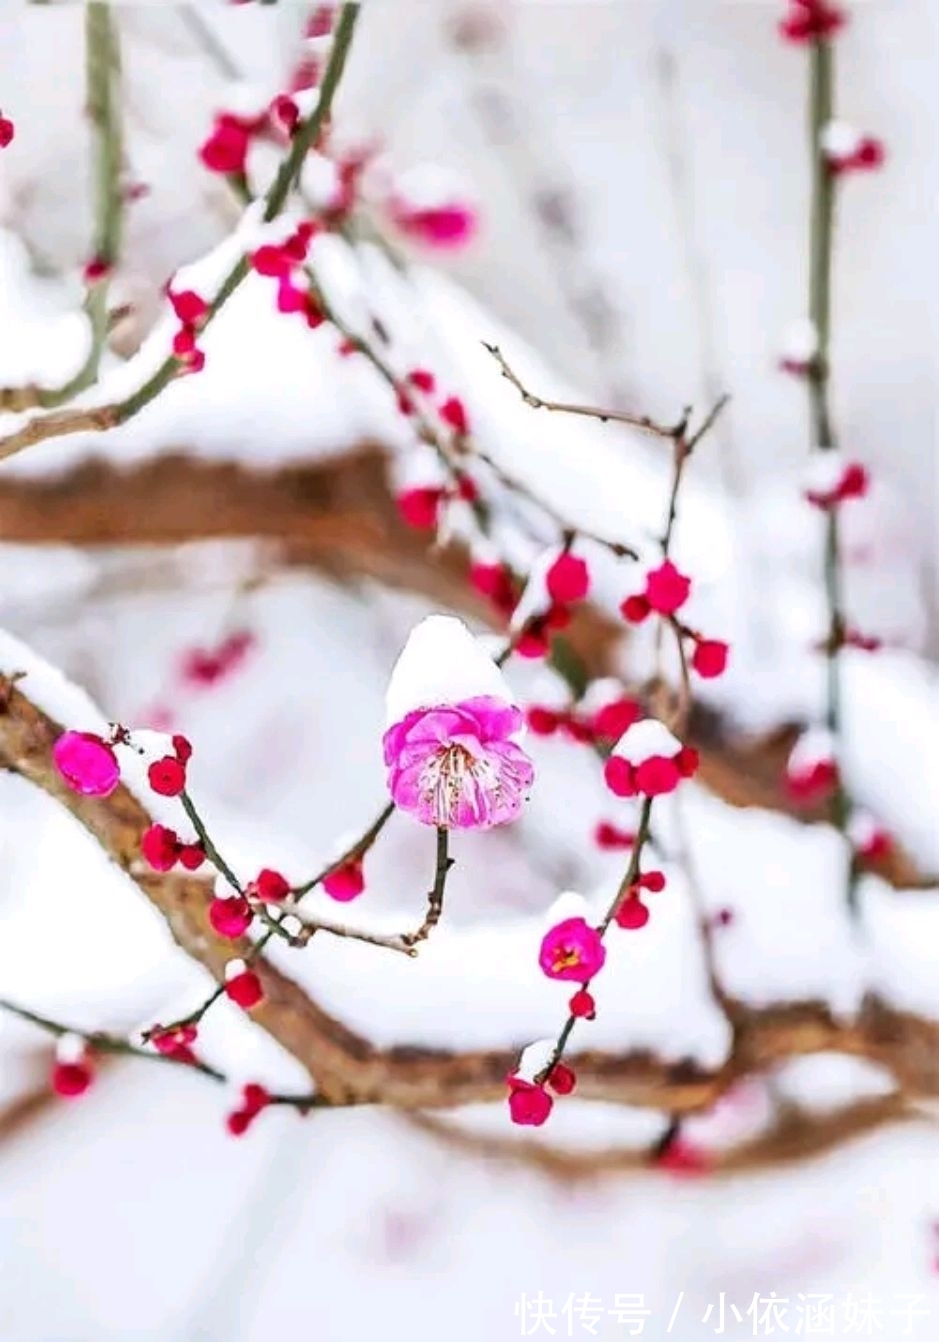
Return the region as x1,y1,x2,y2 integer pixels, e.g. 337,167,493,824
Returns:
53,731,121,797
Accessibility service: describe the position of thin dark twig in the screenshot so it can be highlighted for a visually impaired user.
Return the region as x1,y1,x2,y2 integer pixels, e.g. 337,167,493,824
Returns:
180,790,241,892
403,826,453,948
535,798,654,1084
0,994,337,1109
482,341,683,440
803,31,857,913
0,996,225,1082
292,801,396,896
293,912,418,957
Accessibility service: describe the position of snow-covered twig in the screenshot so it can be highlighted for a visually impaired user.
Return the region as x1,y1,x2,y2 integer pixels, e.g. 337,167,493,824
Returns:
0,2,362,465
785,5,881,915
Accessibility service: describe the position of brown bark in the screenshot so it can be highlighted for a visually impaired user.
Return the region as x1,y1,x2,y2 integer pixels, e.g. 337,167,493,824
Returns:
1,672,938,1127
0,446,927,888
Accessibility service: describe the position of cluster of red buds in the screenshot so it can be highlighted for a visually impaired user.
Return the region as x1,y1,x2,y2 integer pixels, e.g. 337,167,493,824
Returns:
249,221,324,328
620,559,729,680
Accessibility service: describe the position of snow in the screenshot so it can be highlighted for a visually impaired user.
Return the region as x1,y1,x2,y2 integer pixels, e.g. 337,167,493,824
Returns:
787,725,836,771
820,119,864,159
265,856,732,1068
384,613,515,724
515,1038,556,1083
778,316,818,363
0,7,937,1335
508,548,555,632
803,447,855,496
612,716,682,764
392,162,476,212
774,1053,895,1112
862,878,939,1021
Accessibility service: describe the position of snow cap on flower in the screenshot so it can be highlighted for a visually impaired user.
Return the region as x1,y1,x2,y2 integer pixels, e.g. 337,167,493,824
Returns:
383,617,533,828
820,120,863,162
217,80,271,127
803,449,869,509
51,1033,93,1098
787,726,835,773
604,717,698,798
393,445,449,530
389,165,478,250
515,1038,557,1085
820,121,885,174
542,889,592,927
506,1038,576,1123
778,317,818,375
613,717,681,764
786,726,838,804
56,1032,88,1066
385,615,515,726
224,958,247,981
848,810,893,862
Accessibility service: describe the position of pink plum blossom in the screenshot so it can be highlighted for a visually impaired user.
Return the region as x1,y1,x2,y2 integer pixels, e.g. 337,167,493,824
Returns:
391,200,477,250
383,696,533,829
538,917,606,983
53,731,121,797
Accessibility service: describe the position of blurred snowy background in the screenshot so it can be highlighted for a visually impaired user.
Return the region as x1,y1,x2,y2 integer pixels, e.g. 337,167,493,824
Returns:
1,3,939,1340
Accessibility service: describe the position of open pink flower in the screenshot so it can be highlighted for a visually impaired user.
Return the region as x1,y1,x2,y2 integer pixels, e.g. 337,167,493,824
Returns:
383,696,533,829
383,616,534,829
53,730,120,797
539,917,606,983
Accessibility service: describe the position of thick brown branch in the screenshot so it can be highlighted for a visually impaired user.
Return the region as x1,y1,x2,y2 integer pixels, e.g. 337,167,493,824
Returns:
1,675,939,1125
0,446,927,891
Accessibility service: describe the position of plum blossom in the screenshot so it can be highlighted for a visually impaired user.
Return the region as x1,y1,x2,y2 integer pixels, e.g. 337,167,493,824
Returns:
779,0,845,44
506,1076,553,1126
538,917,606,983
388,166,478,250
53,730,120,797
323,859,365,901
779,317,819,376
224,959,265,1010
506,1038,579,1125
51,1033,94,1099
691,638,729,679
604,718,699,799
620,559,691,623
383,617,534,829
848,810,893,863
786,726,838,804
803,449,869,509
820,121,885,175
